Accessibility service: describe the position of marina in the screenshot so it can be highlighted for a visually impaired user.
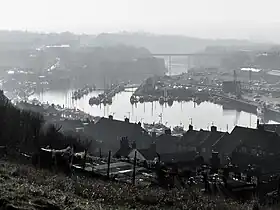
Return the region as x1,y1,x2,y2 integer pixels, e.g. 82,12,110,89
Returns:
72,84,96,100
3,56,280,133
29,87,276,132
89,83,125,106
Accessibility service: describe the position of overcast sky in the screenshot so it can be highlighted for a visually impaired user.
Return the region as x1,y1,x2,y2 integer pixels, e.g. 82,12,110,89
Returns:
1,0,280,40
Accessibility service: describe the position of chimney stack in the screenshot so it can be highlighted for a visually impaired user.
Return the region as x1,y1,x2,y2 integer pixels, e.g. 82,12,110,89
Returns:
120,136,129,149
125,118,129,123
151,131,157,139
211,126,217,132
189,124,193,131
109,115,113,120
165,129,171,135
131,141,136,149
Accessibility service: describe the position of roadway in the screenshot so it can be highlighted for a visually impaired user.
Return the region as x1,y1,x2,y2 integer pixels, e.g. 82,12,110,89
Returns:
95,84,139,91
151,53,224,57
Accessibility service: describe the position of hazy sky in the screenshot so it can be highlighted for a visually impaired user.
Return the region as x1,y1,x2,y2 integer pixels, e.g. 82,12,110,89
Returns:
1,0,280,40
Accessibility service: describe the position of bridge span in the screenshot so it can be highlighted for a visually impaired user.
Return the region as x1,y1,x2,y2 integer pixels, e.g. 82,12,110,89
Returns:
151,53,224,74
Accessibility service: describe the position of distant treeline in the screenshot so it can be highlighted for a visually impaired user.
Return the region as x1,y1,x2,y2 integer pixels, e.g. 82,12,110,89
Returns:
1,44,167,89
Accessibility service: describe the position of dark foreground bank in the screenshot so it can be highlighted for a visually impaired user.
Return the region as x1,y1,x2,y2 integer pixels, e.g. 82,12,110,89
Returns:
0,161,276,210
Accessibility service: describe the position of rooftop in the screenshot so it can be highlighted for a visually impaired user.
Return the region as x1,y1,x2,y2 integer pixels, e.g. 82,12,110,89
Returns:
213,126,280,155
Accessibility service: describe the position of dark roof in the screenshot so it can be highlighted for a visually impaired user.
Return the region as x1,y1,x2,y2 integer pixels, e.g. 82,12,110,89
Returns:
180,129,210,146
213,126,280,155
156,134,180,154
138,148,157,160
159,151,197,163
199,131,228,149
88,117,152,151
114,147,132,158
181,130,199,144
58,119,84,131
114,147,157,161
157,133,180,142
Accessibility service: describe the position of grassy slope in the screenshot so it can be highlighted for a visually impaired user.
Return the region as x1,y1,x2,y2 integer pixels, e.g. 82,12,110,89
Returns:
0,161,275,210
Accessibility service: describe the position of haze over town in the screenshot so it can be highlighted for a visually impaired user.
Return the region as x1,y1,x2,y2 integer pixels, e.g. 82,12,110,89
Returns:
2,0,280,209
1,0,280,42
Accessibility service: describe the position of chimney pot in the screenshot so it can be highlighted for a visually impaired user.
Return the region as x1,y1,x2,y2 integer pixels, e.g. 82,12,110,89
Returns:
109,115,113,120
125,118,129,123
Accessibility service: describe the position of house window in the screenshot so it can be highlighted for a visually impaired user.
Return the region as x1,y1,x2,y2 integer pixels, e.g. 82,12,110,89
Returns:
201,148,206,153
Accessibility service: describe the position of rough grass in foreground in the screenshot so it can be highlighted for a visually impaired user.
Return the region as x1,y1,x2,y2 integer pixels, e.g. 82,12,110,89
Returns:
0,161,277,209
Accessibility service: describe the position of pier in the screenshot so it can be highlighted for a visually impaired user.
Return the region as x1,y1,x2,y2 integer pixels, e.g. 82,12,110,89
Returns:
72,85,96,100
89,83,126,106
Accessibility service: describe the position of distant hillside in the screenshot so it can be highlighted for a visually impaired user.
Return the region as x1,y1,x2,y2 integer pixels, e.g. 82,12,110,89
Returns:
0,30,273,54
93,33,273,54
0,30,276,80
0,30,82,50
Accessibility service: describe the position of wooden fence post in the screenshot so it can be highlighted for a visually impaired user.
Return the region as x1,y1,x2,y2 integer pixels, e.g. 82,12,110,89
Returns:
83,149,88,170
107,150,111,179
132,150,137,185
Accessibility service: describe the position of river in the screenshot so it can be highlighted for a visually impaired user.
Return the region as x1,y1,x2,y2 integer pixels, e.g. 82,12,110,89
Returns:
28,87,278,132
28,62,278,132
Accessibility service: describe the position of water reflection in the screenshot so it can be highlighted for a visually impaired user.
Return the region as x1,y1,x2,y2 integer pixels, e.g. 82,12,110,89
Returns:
30,88,277,132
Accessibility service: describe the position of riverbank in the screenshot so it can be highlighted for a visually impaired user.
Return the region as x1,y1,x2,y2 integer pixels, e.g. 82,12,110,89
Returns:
29,88,267,132
0,160,269,210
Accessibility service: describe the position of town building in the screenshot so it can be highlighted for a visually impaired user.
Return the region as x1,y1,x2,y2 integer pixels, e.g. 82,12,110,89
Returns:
155,128,180,154
88,116,153,153
114,137,157,162
213,121,280,169
198,126,229,160
178,125,228,161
